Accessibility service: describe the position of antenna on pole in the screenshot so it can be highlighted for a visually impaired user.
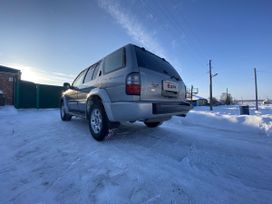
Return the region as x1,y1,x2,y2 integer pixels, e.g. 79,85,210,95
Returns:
254,68,259,110
209,60,218,111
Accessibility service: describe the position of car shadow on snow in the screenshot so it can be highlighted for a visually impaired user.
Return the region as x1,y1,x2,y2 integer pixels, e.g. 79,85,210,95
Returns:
108,122,166,138
68,117,183,141
105,121,191,146
104,122,194,163
66,117,193,154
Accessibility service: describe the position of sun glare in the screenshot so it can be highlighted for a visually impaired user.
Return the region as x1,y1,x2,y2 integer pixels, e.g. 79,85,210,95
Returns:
5,64,73,85
8,64,39,82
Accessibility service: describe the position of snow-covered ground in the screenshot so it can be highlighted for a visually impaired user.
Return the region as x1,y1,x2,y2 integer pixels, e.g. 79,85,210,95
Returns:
0,105,272,204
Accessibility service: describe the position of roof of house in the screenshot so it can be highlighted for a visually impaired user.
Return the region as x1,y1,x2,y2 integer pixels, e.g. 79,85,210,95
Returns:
0,65,21,74
192,95,207,100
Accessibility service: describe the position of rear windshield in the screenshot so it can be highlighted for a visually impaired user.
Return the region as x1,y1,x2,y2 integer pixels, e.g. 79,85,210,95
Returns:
135,46,181,81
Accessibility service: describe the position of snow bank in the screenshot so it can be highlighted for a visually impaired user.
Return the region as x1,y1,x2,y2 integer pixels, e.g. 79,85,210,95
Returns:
0,105,18,116
171,105,272,136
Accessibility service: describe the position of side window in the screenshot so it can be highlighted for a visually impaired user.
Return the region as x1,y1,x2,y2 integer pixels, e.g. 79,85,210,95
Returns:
103,48,125,74
92,62,101,79
84,66,95,83
72,69,87,87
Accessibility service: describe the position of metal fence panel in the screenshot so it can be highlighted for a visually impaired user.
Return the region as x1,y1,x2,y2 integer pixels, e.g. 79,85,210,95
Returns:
15,80,36,108
15,80,64,109
37,84,64,108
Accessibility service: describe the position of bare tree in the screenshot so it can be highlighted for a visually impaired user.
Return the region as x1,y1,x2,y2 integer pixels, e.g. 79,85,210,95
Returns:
220,92,233,105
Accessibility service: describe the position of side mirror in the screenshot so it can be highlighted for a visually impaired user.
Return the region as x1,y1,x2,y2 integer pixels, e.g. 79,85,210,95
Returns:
63,82,71,89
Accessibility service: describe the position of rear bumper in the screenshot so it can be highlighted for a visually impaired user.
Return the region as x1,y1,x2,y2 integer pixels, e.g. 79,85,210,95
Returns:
104,101,192,122
152,102,191,114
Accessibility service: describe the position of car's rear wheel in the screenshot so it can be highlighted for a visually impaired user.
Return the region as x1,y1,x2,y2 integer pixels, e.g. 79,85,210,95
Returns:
144,121,163,128
60,101,72,121
88,99,109,141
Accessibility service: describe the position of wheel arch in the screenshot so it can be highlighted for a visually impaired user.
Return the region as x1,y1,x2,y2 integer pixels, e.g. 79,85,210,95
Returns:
60,96,69,112
86,88,114,121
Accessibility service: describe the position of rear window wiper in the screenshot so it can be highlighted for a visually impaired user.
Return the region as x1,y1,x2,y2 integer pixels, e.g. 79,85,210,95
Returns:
163,70,180,81
171,75,180,81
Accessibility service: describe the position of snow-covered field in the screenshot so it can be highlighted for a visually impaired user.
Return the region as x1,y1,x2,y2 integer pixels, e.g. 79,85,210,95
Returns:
0,105,272,204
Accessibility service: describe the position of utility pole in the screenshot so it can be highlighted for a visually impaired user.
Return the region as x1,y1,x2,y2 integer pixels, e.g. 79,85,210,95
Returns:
209,60,212,110
226,88,228,105
254,68,259,110
209,60,218,111
190,85,193,105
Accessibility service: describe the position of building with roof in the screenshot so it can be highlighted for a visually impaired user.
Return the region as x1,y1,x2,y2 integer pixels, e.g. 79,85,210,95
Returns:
0,65,21,105
187,95,208,106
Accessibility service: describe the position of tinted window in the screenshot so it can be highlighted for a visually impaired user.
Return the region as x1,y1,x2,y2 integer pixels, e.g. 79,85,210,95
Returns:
135,46,181,80
72,69,87,87
84,66,95,83
104,48,125,74
92,62,101,79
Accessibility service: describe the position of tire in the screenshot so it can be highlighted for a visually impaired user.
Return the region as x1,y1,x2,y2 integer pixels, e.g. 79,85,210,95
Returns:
144,121,163,128
88,99,109,141
60,101,72,121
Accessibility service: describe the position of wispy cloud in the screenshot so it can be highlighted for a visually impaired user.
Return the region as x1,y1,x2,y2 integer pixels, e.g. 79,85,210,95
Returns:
97,0,167,58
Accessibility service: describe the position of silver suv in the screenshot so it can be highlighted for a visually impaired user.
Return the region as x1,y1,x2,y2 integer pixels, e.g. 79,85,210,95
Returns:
60,44,191,141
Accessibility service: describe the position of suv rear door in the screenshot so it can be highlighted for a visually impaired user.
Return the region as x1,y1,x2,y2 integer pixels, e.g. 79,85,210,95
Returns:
135,46,186,102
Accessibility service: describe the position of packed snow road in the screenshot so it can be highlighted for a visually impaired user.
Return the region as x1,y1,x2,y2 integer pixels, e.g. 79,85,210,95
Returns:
0,106,272,204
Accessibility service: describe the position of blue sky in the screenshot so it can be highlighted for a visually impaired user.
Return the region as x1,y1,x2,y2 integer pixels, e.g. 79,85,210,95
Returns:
0,0,271,100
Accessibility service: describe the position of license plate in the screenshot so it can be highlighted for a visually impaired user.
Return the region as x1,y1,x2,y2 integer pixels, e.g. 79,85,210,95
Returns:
162,80,178,92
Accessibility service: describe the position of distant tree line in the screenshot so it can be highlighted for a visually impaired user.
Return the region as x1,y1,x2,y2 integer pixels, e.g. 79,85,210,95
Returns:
209,92,234,106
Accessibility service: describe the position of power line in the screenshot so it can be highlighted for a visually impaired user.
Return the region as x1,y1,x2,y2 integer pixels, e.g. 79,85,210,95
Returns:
141,1,207,70
256,70,272,74
159,1,209,62
166,2,208,57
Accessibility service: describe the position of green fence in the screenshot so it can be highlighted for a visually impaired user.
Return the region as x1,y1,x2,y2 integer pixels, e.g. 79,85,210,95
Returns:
15,80,64,109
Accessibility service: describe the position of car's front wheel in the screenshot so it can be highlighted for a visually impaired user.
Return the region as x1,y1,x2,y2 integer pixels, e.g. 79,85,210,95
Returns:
60,101,72,121
144,121,163,128
88,100,109,141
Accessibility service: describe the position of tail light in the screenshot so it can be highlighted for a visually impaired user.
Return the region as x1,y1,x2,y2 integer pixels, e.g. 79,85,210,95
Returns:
126,72,140,95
